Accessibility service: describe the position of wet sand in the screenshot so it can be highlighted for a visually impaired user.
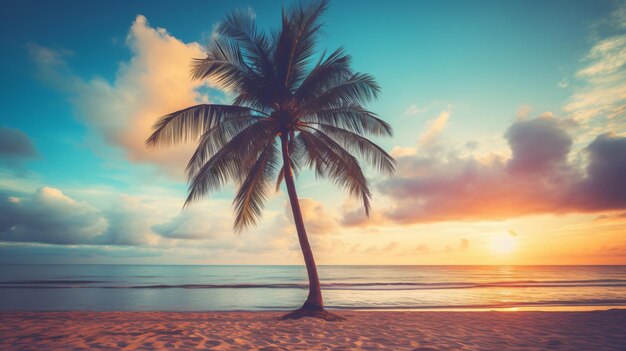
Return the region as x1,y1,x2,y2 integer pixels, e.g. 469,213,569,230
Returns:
1,310,625,350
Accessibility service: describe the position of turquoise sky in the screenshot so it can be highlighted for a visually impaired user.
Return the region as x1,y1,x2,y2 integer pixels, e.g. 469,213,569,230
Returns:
1,0,624,264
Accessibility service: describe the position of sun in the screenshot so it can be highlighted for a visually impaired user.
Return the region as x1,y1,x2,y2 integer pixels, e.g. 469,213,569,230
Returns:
491,233,518,254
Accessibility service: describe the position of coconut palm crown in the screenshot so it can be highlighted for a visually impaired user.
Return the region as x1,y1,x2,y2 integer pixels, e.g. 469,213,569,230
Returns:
146,0,395,319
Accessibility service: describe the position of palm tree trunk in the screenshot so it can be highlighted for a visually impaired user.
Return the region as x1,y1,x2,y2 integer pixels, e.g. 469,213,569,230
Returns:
280,134,324,311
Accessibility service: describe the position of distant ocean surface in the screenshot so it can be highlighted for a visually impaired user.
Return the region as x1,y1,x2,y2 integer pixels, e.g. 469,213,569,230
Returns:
1,265,625,311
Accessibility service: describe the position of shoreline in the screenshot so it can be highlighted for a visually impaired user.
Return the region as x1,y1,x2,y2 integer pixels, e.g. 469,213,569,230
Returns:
2,310,625,350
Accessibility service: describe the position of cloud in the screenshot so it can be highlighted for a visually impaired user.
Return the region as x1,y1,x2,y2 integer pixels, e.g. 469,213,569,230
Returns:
390,146,418,158
0,187,106,244
563,2,626,139
418,107,451,147
340,205,387,227
152,207,228,240
95,195,162,246
389,107,453,158
579,132,626,210
0,188,165,246
0,186,299,262
505,116,573,174
565,34,626,122
371,116,626,224
0,127,38,163
515,105,533,119
577,35,626,78
29,15,225,176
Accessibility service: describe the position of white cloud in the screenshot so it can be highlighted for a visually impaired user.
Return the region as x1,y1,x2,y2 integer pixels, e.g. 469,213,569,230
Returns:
515,105,533,119
0,187,171,246
152,206,230,240
389,106,453,157
96,195,163,246
577,35,626,78
418,106,452,147
0,187,106,244
564,3,626,141
0,185,302,261
390,146,418,158
29,15,226,176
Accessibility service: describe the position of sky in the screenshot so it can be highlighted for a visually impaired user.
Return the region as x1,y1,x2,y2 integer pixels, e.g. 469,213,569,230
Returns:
0,0,625,265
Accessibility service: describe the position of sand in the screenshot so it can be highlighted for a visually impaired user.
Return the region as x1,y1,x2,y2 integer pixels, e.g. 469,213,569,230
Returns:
1,310,625,350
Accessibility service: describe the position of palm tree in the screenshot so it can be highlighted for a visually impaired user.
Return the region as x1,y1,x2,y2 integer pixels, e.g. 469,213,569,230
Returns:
146,0,395,320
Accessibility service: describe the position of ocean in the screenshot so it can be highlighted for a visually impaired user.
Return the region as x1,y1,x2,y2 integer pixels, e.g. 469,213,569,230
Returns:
1,265,625,311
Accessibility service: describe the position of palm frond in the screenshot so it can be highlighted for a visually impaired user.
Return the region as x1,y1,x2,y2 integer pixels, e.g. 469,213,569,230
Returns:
301,72,380,109
294,47,352,101
274,0,329,91
185,122,275,206
191,36,258,92
233,139,280,231
217,9,275,79
306,124,396,174
186,115,261,178
146,104,265,148
232,90,275,112
292,132,325,177
297,129,372,215
300,104,392,136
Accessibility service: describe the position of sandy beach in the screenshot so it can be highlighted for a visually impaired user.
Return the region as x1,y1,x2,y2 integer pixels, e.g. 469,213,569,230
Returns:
1,310,624,350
